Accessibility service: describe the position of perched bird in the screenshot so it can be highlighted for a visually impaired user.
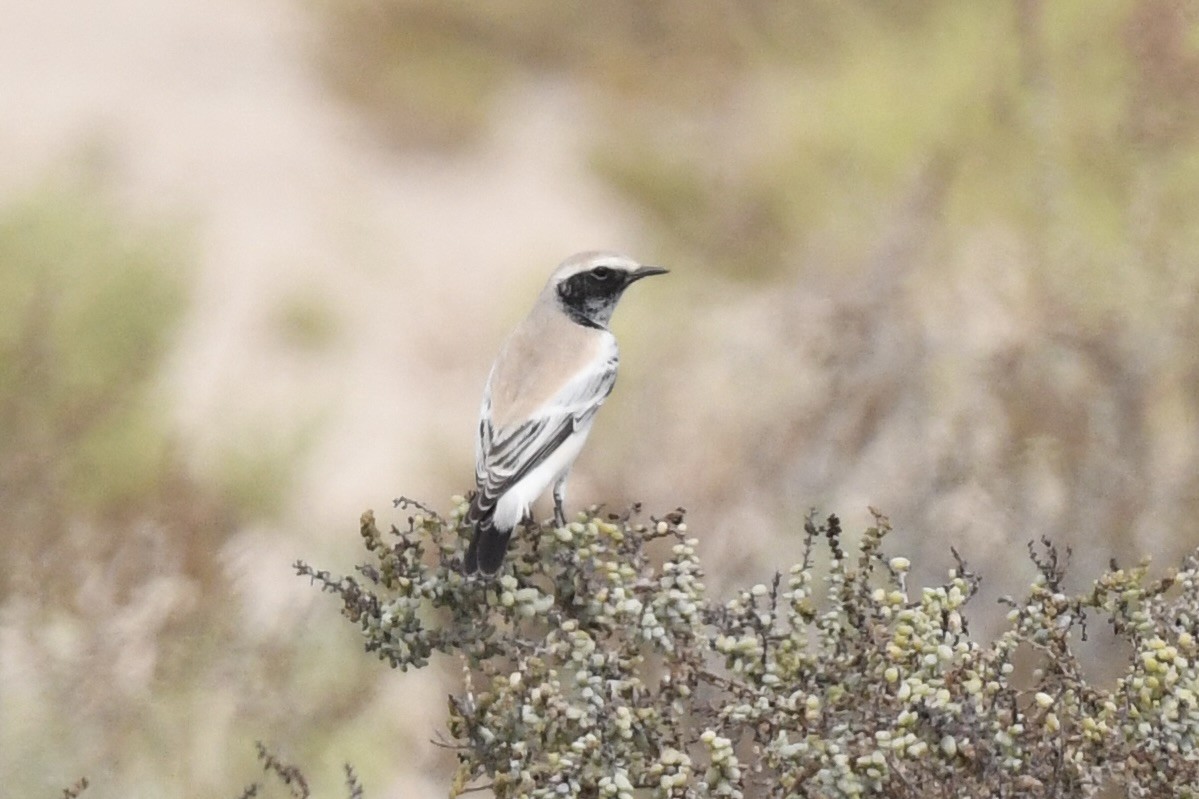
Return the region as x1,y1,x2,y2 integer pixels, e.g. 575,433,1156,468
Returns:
463,251,668,576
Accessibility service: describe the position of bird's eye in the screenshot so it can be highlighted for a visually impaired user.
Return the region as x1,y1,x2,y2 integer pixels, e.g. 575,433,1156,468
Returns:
591,266,613,280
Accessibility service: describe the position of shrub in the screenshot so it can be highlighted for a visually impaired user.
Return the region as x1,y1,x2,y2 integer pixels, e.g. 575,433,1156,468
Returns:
298,499,1199,798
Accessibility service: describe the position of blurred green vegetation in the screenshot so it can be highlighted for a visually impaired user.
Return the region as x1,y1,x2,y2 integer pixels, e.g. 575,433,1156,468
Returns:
312,0,1199,294
272,287,343,354
0,181,192,596
0,179,237,794
0,180,397,798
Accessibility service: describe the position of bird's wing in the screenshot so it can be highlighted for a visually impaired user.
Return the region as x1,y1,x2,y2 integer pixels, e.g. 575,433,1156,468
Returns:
474,350,617,519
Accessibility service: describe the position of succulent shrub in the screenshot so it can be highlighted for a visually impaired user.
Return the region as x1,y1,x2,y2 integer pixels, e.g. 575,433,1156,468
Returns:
298,500,1199,798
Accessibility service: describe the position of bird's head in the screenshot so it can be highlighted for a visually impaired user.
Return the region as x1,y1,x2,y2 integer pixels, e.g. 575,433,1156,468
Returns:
548,251,668,329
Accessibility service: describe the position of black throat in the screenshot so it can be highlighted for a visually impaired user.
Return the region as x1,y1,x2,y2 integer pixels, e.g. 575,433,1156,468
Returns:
556,272,622,329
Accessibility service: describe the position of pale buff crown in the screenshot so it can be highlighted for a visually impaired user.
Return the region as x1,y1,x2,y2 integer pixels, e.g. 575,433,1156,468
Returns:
544,251,642,287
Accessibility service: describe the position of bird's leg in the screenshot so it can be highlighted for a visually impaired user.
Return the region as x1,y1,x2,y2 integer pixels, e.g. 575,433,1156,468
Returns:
552,474,569,528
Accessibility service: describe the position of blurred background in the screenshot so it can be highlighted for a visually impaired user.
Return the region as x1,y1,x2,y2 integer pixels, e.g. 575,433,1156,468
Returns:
2,0,1198,795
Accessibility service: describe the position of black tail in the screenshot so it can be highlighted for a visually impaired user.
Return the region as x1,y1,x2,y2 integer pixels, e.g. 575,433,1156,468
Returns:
463,499,512,577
